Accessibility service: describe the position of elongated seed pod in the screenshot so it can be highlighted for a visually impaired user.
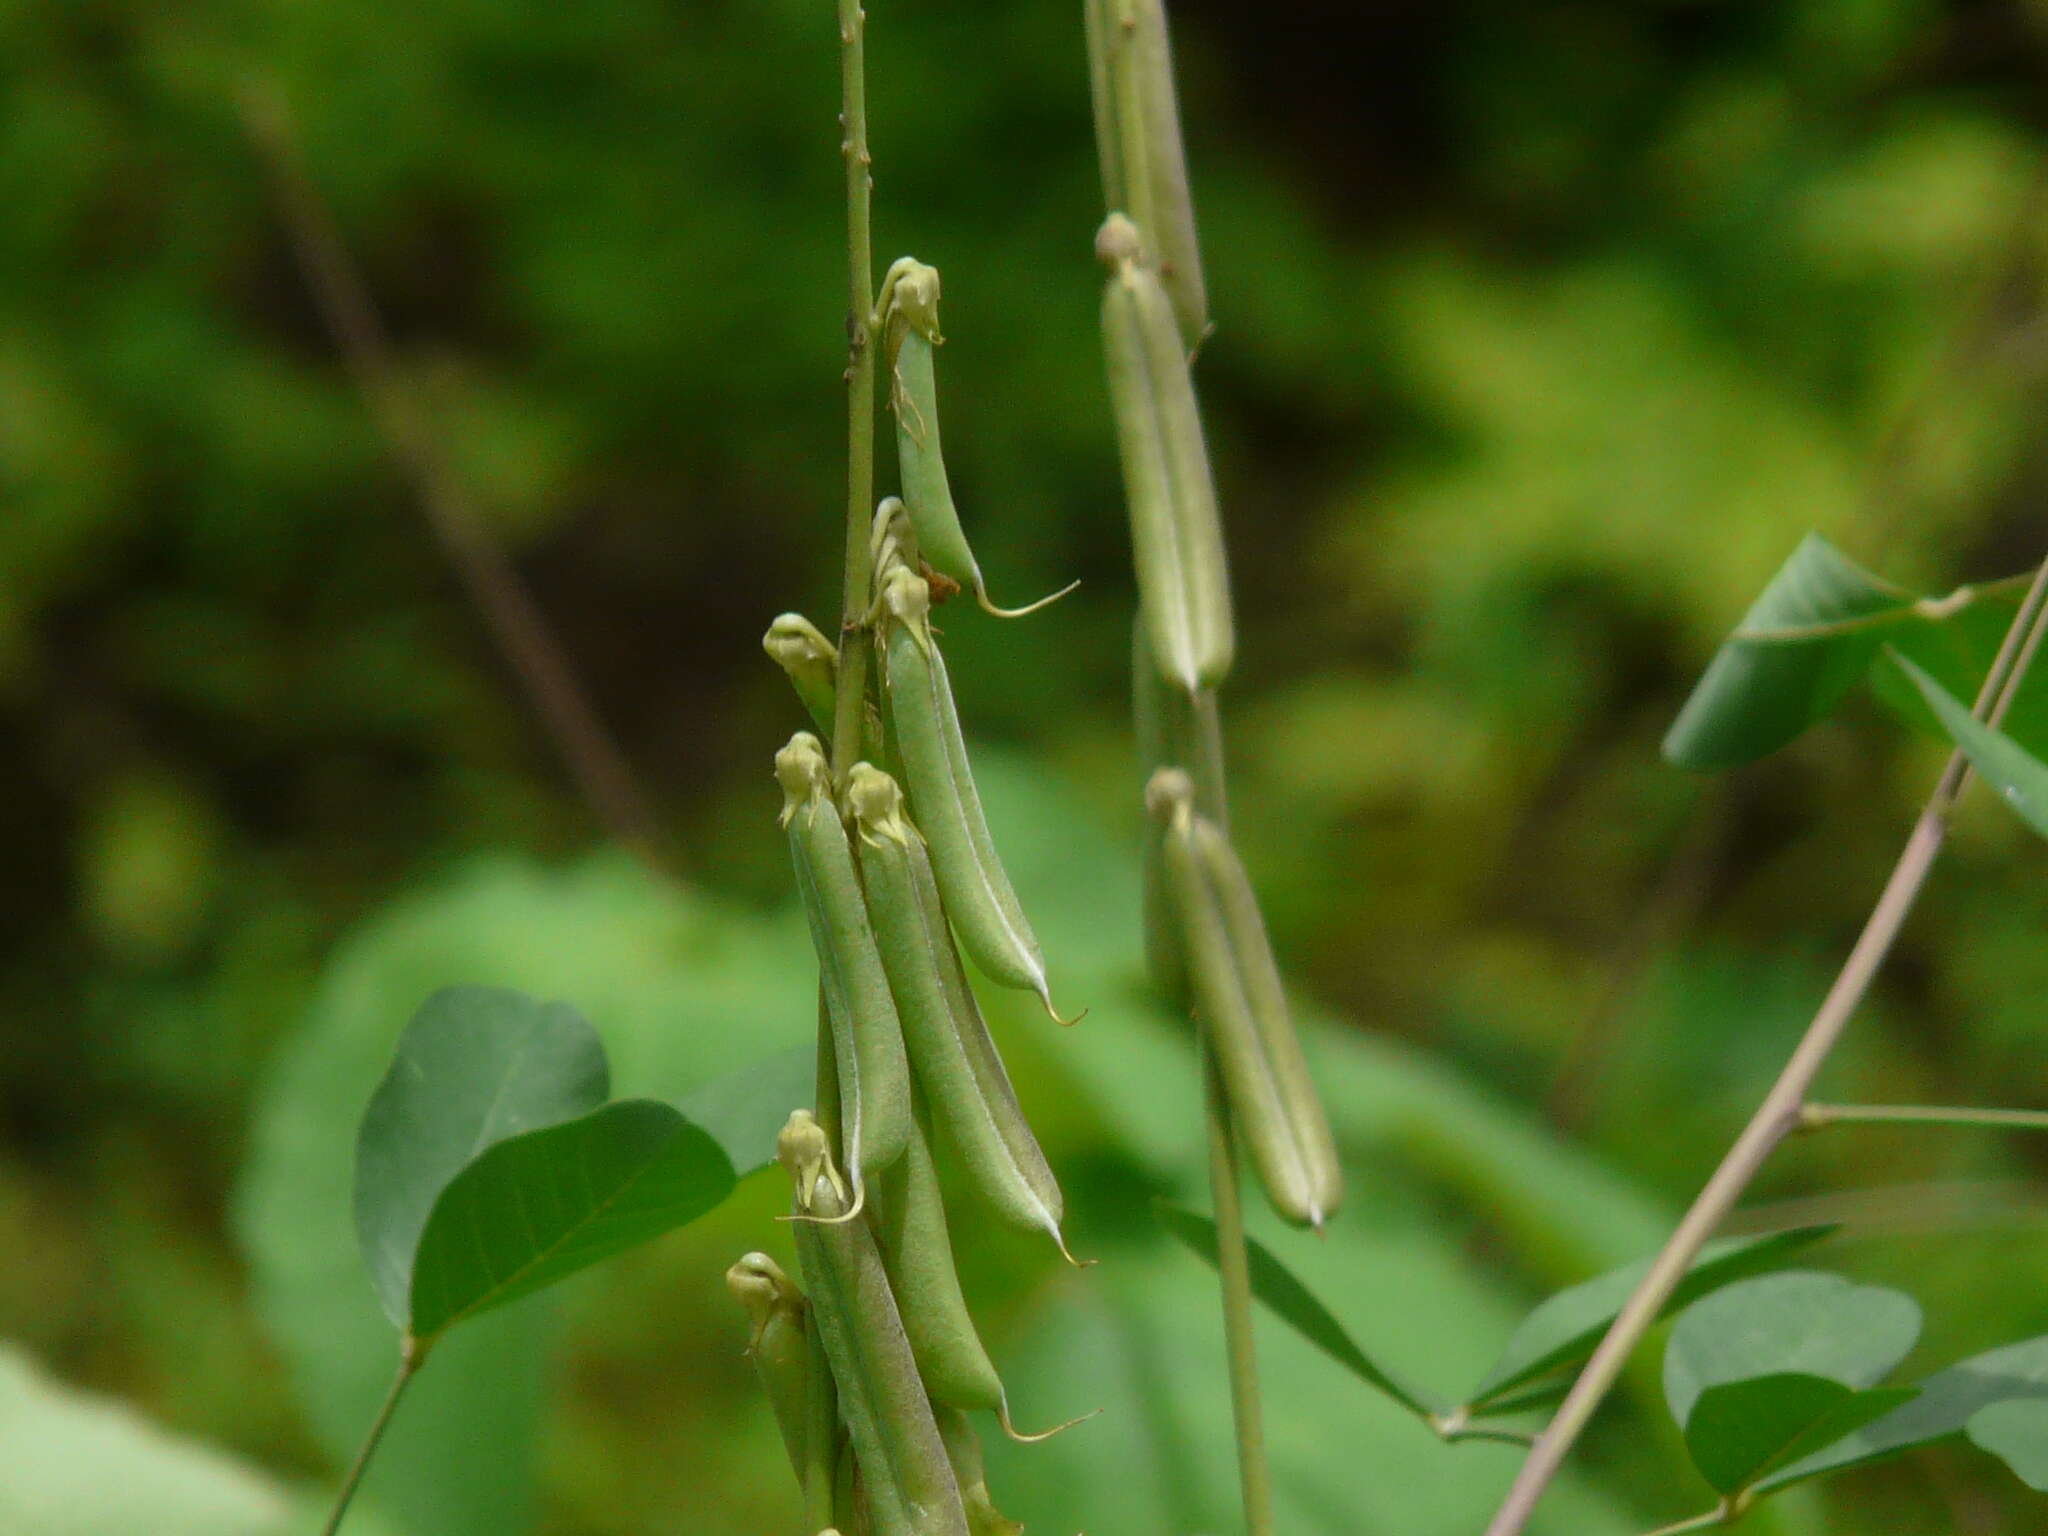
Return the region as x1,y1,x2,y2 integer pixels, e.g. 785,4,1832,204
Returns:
1133,609,1229,1006
870,1096,1086,1442
779,733,913,1194
1099,215,1232,691
846,765,1072,1257
871,1095,1006,1415
1149,768,1341,1227
1105,0,1208,346
804,1297,846,1534
935,1408,1025,1536
879,569,1068,1021
727,1252,823,1487
781,1113,970,1536
1082,0,1123,210
884,263,1075,620
765,614,840,739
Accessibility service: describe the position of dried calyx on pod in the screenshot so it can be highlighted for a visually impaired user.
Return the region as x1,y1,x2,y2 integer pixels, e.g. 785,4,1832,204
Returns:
879,256,1076,620
778,732,913,1212
1098,214,1233,693
845,762,1079,1263
876,566,1077,1024
1147,767,1342,1228
779,1110,971,1536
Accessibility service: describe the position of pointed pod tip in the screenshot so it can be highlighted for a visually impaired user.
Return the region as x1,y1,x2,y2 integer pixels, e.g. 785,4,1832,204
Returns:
1049,1225,1096,1270
997,1395,1102,1445
1040,988,1087,1028
976,576,1081,620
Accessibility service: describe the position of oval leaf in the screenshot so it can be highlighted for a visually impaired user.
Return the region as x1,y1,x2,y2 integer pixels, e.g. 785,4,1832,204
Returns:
1888,648,2048,840
1683,1374,1916,1495
1664,1271,1919,1432
354,986,610,1326
1760,1329,2048,1493
1156,1201,1439,1418
1967,1397,2048,1491
1663,535,1917,770
408,1099,736,1342
1467,1226,1832,1410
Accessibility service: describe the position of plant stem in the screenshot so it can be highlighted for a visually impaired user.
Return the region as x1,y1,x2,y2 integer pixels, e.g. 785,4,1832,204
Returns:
1637,1509,1728,1536
829,0,878,791
1203,1032,1275,1536
1482,552,2048,1536
319,1343,421,1536
1802,1102,2048,1133
819,0,877,1137
241,87,664,870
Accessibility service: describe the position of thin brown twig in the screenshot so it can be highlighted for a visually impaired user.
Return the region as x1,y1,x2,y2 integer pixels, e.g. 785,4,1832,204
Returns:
1483,550,2048,1536
240,84,667,869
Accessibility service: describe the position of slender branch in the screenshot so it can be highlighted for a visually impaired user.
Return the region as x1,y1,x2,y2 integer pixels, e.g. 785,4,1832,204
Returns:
1202,1031,1275,1536
240,86,666,869
319,1342,421,1536
1637,1508,1728,1536
1482,552,2048,1536
817,0,877,1147
1802,1102,2048,1134
829,0,878,790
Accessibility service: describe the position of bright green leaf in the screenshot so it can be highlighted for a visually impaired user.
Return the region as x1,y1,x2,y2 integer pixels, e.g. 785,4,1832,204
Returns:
1878,578,2048,760
353,985,610,1326
1888,648,2048,839
1467,1227,1833,1410
1682,1374,1916,1494
1761,1330,2048,1492
1663,535,1918,770
1664,1272,1919,1431
1156,1201,1440,1417
409,1098,736,1341
1967,1397,2048,1491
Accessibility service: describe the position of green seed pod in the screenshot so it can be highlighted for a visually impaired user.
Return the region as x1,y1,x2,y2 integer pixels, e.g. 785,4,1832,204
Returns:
935,1408,1025,1536
878,569,1074,1023
1081,0,1124,213
883,261,1075,620
845,764,1074,1260
779,733,913,1200
765,613,840,740
870,1095,1086,1441
870,1095,1004,1416
780,1112,971,1536
1099,216,1233,692
1148,768,1342,1228
1106,0,1208,347
727,1252,827,1490
1133,610,1230,1007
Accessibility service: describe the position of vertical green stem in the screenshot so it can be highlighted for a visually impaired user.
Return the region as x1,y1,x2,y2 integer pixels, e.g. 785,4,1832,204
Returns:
318,1343,421,1536
1202,1031,1274,1536
831,0,878,791
820,0,877,1138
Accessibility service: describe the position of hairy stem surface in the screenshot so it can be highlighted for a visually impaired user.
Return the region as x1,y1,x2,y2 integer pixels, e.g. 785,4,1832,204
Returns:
831,0,878,791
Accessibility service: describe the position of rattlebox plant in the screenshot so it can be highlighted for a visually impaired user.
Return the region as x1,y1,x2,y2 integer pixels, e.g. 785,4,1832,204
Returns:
185,7,2048,1536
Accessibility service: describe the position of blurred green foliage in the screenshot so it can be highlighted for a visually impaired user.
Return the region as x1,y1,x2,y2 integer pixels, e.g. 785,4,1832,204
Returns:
8,0,2048,1530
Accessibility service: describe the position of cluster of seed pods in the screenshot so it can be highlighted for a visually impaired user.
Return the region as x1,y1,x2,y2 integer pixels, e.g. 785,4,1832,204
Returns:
744,255,1085,1533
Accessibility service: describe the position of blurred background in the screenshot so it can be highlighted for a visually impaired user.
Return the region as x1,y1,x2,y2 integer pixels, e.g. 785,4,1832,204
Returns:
7,0,2048,1531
